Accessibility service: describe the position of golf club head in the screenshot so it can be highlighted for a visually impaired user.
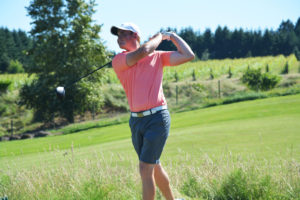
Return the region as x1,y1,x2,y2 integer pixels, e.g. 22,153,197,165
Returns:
56,86,65,100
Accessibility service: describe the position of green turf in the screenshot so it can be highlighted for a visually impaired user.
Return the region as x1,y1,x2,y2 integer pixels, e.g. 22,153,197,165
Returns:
0,94,299,170
1,94,300,200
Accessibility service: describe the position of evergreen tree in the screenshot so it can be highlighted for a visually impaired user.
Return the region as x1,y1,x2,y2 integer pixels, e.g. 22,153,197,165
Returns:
295,18,300,37
0,53,10,72
252,30,263,56
202,28,214,58
262,30,274,56
18,30,33,70
230,29,244,58
214,26,232,59
20,0,109,123
0,28,33,72
277,20,297,55
244,31,254,57
3,28,16,60
148,17,300,60
180,27,198,56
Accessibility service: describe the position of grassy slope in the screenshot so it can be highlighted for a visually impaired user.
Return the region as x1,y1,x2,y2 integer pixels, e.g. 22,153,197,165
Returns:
1,55,299,137
0,94,299,170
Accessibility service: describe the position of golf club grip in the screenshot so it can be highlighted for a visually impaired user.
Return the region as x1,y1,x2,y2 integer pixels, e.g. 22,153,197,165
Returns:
66,61,112,88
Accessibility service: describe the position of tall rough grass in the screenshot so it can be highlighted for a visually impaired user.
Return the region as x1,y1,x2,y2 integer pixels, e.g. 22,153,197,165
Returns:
177,153,300,200
1,149,299,200
0,149,141,200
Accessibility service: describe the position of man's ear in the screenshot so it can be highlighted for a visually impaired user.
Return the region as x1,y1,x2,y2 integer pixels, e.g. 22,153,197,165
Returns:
132,32,138,39
133,32,140,43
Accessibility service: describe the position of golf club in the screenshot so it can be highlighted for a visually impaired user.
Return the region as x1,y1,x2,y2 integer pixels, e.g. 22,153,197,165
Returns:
56,61,112,100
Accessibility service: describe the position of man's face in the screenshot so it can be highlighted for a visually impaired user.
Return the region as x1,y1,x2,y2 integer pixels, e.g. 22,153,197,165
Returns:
117,30,135,50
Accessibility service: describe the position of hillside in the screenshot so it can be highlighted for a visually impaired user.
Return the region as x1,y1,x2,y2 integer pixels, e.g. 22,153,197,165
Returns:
0,54,300,138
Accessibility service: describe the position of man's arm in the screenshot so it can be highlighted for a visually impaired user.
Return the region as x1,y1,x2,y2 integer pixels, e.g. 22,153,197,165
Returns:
165,32,195,66
126,33,163,67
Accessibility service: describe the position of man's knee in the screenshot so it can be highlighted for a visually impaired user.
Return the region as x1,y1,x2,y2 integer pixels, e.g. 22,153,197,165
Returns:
154,164,170,184
139,161,155,178
154,164,167,175
154,164,163,173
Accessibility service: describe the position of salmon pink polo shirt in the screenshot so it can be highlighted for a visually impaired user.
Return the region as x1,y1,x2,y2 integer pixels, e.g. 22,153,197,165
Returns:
112,51,172,112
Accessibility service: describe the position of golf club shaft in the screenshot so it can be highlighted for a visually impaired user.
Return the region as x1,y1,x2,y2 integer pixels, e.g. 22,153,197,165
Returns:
65,61,112,89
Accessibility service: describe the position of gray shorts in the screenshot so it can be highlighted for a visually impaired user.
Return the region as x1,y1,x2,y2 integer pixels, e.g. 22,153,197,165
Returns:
129,109,171,164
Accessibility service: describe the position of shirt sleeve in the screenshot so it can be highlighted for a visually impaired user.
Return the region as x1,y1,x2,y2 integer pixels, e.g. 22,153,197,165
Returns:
159,51,173,67
112,52,129,72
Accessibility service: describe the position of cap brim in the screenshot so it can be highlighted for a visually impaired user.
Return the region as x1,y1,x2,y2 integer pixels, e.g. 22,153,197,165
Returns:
111,26,119,36
111,25,136,36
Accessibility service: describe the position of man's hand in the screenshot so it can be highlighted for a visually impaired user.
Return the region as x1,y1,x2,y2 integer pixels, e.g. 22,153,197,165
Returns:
162,32,173,41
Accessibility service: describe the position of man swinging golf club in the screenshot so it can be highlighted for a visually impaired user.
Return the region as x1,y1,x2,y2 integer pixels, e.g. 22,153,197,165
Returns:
111,22,194,200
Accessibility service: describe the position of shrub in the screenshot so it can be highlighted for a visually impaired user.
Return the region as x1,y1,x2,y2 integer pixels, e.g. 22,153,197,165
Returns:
0,80,12,93
215,169,277,200
181,174,210,199
242,68,280,91
181,169,281,200
242,68,261,91
7,60,24,73
260,73,281,90
216,169,249,199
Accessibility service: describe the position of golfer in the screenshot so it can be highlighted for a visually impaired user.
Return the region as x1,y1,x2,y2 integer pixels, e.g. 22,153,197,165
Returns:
111,22,194,200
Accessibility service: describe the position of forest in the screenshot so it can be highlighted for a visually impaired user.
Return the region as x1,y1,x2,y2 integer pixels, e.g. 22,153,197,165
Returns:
1,17,300,74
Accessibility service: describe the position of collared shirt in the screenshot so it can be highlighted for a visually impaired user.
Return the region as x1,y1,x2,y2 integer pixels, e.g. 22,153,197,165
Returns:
112,50,172,112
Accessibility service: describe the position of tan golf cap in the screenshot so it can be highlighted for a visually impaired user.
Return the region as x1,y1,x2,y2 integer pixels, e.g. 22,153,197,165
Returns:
111,22,141,37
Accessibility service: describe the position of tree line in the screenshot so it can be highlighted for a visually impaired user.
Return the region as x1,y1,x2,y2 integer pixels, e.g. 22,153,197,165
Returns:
1,17,300,74
0,28,33,73
158,17,300,60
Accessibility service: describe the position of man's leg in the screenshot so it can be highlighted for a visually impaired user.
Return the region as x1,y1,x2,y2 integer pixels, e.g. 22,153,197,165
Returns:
139,161,156,200
154,164,174,200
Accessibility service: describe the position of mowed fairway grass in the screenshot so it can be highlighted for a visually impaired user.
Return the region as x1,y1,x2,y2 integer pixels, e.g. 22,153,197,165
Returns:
1,94,300,199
